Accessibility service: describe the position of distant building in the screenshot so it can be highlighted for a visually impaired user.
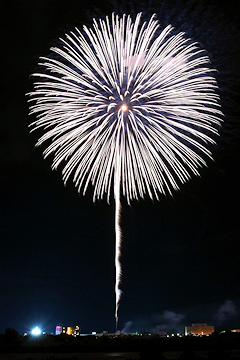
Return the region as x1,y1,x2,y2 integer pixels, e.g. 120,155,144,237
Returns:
66,326,80,336
55,325,63,335
185,323,214,336
152,331,168,337
55,325,80,336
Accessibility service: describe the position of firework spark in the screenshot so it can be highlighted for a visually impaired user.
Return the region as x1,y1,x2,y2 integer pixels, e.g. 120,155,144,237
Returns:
28,13,222,327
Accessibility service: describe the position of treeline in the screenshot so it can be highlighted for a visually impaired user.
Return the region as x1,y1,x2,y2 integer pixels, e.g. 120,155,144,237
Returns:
0,328,240,355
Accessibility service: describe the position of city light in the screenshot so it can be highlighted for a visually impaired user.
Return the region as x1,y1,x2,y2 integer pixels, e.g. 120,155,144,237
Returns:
32,326,41,335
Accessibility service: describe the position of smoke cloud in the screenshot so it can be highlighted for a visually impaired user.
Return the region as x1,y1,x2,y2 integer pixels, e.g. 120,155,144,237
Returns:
121,321,133,334
213,300,237,325
151,310,185,332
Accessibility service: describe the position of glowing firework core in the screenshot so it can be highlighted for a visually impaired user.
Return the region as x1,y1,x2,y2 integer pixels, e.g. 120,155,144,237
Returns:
121,104,128,112
28,13,222,329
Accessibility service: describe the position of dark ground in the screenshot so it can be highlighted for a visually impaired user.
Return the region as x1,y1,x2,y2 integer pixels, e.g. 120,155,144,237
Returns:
1,331,240,359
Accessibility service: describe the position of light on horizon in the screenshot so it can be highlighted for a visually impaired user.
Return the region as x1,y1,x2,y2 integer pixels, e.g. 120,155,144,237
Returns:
32,326,41,335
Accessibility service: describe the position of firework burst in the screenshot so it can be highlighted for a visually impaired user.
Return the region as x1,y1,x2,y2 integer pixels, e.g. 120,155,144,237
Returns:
28,13,223,327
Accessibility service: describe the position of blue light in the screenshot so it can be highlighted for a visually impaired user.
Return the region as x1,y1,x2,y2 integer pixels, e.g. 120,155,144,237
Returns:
32,326,41,335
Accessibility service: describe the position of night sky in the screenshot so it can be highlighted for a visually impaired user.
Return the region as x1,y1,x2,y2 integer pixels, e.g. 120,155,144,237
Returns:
1,0,240,335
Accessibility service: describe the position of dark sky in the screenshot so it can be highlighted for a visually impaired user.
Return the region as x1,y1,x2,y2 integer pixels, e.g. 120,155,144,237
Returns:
1,0,240,335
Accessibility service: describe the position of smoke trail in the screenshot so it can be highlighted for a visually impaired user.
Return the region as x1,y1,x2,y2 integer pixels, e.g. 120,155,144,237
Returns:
114,145,122,328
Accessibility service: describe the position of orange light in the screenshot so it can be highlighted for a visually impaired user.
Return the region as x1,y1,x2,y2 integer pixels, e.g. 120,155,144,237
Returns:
121,104,128,111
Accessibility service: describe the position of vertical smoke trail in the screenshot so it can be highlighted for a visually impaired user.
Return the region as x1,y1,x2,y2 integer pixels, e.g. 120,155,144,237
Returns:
114,148,122,329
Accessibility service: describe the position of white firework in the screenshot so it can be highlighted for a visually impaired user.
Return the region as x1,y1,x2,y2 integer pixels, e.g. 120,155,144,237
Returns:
28,13,223,327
